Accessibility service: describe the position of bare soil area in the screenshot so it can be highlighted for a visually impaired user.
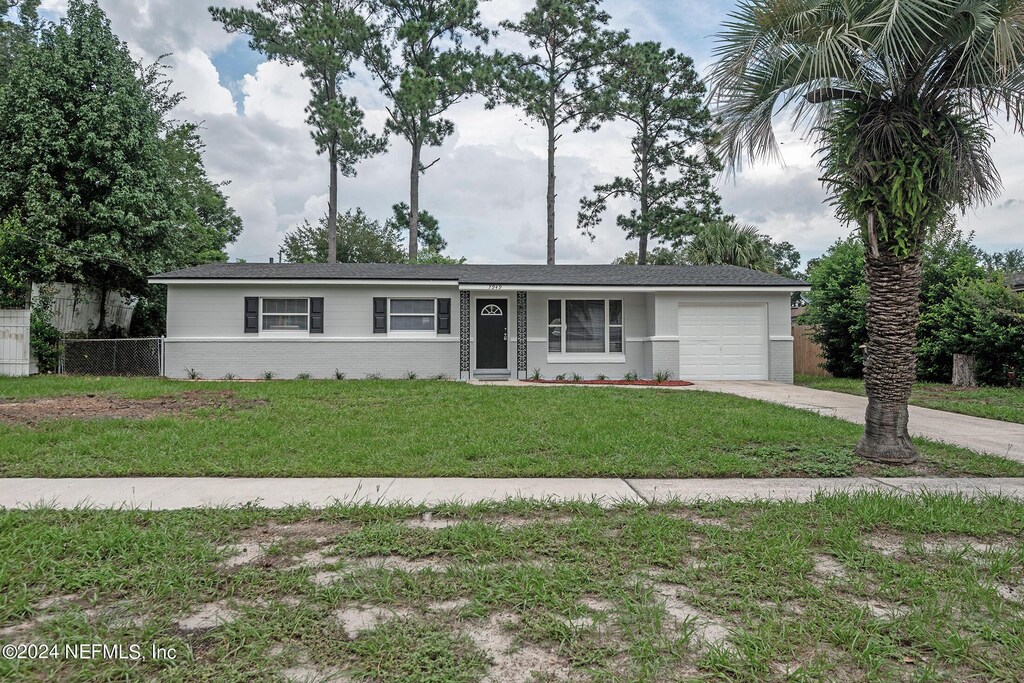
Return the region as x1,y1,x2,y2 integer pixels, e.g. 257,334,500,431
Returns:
0,390,265,426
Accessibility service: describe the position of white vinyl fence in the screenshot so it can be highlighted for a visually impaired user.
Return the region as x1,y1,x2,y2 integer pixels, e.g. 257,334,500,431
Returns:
0,309,31,377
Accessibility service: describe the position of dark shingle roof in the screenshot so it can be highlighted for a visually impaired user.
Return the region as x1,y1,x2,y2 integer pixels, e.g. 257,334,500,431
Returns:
151,263,806,287
1010,273,1024,291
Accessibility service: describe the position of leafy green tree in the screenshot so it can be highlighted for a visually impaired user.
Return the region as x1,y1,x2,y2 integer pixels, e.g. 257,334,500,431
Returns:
160,123,244,267
211,0,385,264
280,210,405,264
802,238,869,378
0,0,39,84
612,247,687,265
0,0,175,329
386,202,446,253
930,278,1024,385
362,0,491,260
708,0,1023,463
982,248,1024,275
578,41,721,264
498,0,626,264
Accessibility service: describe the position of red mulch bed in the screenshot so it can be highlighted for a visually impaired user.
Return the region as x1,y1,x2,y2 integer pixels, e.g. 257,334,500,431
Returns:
525,379,693,387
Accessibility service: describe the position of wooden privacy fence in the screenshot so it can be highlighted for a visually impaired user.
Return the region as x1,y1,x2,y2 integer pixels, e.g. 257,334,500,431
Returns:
0,309,31,377
792,324,831,377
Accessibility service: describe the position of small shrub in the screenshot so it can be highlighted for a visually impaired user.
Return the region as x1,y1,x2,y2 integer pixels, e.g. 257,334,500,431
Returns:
431,373,450,381
185,367,202,380
595,373,608,381
555,373,567,381
334,369,346,380
366,372,383,380
405,370,418,380
222,372,237,380
569,371,583,382
296,372,312,380
654,370,672,383
262,371,275,380
530,368,542,381
624,371,639,381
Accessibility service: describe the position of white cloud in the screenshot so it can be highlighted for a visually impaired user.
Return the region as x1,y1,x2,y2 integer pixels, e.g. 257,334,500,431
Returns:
166,48,237,117
241,61,311,129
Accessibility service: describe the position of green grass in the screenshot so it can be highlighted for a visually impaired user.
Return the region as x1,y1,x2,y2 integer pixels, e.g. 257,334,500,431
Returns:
1,494,1022,681
796,374,1024,424
1,375,1022,478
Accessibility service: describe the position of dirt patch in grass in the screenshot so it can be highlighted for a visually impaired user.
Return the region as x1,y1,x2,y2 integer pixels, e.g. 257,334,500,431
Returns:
176,600,238,631
467,612,579,682
525,379,693,387
335,605,413,639
0,390,266,426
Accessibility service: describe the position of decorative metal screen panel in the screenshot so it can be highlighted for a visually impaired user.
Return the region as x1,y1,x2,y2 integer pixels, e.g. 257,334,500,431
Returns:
459,291,470,378
516,291,527,376
60,338,163,377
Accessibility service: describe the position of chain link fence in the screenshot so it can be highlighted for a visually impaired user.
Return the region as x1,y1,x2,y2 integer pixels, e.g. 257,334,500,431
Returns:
59,338,164,377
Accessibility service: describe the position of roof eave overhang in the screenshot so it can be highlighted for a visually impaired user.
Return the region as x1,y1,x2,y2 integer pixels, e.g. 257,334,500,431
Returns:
150,277,810,292
149,278,462,286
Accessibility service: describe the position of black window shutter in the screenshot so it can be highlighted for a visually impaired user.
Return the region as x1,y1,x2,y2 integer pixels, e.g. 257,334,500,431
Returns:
310,297,324,333
373,297,387,333
437,298,451,334
244,297,259,333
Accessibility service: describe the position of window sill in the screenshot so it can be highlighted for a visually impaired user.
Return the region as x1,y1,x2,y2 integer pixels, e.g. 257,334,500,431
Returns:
547,353,626,364
258,331,310,338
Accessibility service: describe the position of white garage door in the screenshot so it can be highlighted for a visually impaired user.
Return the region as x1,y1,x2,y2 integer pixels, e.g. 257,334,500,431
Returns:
678,303,768,380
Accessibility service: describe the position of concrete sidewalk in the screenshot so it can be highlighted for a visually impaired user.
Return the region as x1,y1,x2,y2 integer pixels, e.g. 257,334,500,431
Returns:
2,476,1023,509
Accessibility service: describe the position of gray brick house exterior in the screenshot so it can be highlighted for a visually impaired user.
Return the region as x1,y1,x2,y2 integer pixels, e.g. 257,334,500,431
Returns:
150,264,808,382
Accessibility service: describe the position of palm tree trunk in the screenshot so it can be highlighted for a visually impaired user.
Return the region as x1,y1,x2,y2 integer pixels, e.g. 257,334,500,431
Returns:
855,219,921,464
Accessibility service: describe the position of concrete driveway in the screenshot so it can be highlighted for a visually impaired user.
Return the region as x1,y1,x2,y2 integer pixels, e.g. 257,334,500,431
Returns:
686,381,1023,463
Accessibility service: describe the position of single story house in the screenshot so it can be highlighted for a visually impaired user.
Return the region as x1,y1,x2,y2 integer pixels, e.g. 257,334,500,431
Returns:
150,263,809,382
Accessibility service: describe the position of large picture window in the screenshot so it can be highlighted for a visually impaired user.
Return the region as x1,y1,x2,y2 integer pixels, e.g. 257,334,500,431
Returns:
389,299,436,331
547,299,624,354
262,298,308,331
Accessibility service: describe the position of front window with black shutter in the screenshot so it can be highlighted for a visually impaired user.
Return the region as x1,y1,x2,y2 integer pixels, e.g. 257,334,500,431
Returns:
388,299,436,332
261,298,309,331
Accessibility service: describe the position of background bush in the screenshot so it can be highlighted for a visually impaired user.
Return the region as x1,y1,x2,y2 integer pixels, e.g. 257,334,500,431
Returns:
803,224,1024,385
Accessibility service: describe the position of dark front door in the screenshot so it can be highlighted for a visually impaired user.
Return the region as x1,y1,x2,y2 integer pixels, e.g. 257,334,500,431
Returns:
476,299,508,370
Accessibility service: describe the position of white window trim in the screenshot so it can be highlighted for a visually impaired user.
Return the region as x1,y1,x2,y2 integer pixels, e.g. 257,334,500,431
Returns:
546,298,625,359
260,297,310,337
387,297,437,337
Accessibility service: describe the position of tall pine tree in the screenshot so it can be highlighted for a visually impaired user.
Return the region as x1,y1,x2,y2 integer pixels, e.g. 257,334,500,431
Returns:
211,0,385,264
577,41,722,264
362,0,492,261
499,0,626,264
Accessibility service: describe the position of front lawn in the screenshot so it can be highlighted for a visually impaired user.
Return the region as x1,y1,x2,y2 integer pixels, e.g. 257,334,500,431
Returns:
796,374,1024,424
2,494,1023,681
0,376,1022,478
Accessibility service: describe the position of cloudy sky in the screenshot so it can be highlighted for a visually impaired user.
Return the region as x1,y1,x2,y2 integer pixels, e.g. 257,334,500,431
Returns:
31,0,1024,265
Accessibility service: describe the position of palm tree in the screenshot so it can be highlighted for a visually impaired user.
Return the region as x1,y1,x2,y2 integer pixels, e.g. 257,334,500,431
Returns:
686,221,775,271
708,0,1022,464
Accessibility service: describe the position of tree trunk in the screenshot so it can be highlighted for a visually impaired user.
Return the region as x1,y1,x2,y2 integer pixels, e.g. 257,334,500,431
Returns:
637,136,650,266
327,145,338,264
97,283,108,335
409,139,421,262
546,118,556,266
855,222,922,464
952,354,977,388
